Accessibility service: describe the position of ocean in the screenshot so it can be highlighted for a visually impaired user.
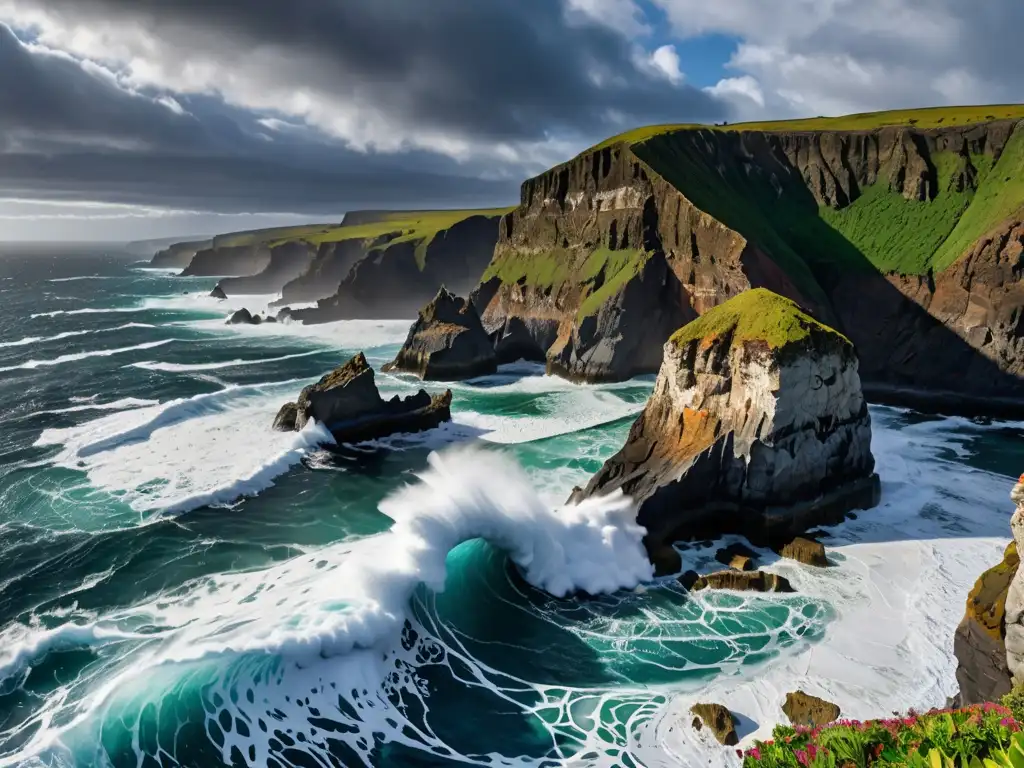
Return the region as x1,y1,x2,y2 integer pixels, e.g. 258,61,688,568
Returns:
0,246,1021,767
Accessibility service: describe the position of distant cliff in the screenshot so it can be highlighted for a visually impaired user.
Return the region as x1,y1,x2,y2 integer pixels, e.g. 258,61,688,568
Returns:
285,209,511,323
472,106,1024,414
213,241,317,296
151,239,213,269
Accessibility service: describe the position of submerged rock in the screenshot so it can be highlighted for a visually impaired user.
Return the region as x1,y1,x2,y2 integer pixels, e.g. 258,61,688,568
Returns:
226,308,255,325
383,287,497,380
686,570,794,593
689,703,738,746
277,352,452,444
570,289,880,556
782,691,840,728
210,285,227,300
775,536,828,567
273,402,298,432
715,543,758,571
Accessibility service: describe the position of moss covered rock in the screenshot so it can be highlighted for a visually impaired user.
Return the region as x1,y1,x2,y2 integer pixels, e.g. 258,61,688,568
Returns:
570,288,880,553
781,691,841,728
690,702,738,746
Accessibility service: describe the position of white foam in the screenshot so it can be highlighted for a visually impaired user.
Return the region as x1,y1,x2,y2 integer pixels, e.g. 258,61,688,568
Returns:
129,349,324,373
30,307,152,319
0,323,155,349
35,379,327,514
32,397,160,416
0,339,181,372
46,276,117,283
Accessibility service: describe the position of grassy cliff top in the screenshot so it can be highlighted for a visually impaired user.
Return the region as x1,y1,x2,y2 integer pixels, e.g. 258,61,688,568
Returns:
295,207,514,247
590,104,1024,152
670,288,849,350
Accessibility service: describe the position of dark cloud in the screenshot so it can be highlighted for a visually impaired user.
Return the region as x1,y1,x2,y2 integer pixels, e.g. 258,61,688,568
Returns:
0,1,729,216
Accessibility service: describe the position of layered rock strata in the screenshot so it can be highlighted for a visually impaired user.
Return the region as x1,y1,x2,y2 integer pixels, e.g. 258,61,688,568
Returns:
383,288,497,380
273,353,452,444
569,289,880,551
1000,477,1024,686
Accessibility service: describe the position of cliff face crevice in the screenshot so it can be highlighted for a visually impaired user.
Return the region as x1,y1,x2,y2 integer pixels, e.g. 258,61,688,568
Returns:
474,118,1024,411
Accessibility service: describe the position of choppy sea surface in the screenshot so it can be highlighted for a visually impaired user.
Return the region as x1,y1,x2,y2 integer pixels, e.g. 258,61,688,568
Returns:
0,246,1022,768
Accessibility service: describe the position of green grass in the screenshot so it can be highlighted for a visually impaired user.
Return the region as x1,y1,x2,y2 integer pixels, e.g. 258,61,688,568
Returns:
212,223,338,249
481,245,650,318
271,207,513,269
670,288,848,349
931,129,1024,270
590,104,1024,152
817,151,991,274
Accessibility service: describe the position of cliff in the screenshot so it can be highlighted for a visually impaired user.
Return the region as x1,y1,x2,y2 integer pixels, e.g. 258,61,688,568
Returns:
213,240,317,296
569,289,880,551
473,106,1024,414
286,209,510,323
150,238,212,269
160,223,336,277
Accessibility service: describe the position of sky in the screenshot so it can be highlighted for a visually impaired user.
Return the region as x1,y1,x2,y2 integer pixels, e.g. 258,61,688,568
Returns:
0,0,1022,241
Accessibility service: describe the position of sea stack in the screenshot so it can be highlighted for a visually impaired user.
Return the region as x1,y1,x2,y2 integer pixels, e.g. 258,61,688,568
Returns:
274,352,452,444
1000,476,1024,685
569,288,880,552
383,287,497,380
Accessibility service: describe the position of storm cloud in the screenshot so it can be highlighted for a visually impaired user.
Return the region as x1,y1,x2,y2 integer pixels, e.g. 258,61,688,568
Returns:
0,0,728,220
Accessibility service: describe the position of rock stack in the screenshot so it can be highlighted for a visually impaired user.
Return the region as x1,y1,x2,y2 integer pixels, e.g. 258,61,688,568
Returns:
273,352,452,444
569,288,880,554
1001,476,1024,686
384,287,497,380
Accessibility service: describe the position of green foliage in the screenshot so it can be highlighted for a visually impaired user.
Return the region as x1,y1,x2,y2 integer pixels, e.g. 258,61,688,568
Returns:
1001,685,1024,725
669,288,847,351
740,703,1020,767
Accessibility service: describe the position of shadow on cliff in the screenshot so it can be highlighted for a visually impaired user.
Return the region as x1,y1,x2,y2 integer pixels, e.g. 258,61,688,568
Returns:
636,132,1024,419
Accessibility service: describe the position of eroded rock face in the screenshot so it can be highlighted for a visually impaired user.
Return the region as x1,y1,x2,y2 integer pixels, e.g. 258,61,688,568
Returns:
954,541,1018,706
383,288,497,380
570,289,880,551
278,352,452,444
181,243,272,277
1001,477,1024,685
686,570,794,593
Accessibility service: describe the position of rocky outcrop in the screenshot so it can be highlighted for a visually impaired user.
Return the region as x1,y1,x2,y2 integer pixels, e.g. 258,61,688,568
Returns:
226,308,258,325
210,285,227,300
1000,477,1024,686
273,402,298,432
782,691,841,728
276,352,452,444
690,703,738,746
151,239,212,269
775,536,829,567
569,289,880,553
715,543,758,571
383,288,497,380
181,243,272,277
214,241,317,296
287,213,505,324
954,541,1019,706
686,570,794,593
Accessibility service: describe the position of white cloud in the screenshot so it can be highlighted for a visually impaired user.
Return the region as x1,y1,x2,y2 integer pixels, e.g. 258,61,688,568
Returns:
703,75,764,119
649,44,684,85
564,0,649,37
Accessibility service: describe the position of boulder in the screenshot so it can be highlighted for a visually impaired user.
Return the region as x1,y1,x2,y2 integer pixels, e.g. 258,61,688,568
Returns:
782,691,840,729
277,352,452,444
715,543,759,571
383,287,497,380
226,308,255,325
689,703,738,746
685,570,794,593
954,541,1018,705
775,536,828,567
569,289,880,558
273,402,298,432
210,285,228,300
649,545,682,577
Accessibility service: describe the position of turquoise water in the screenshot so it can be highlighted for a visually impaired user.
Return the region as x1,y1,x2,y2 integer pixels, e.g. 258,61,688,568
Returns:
0,248,1019,767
